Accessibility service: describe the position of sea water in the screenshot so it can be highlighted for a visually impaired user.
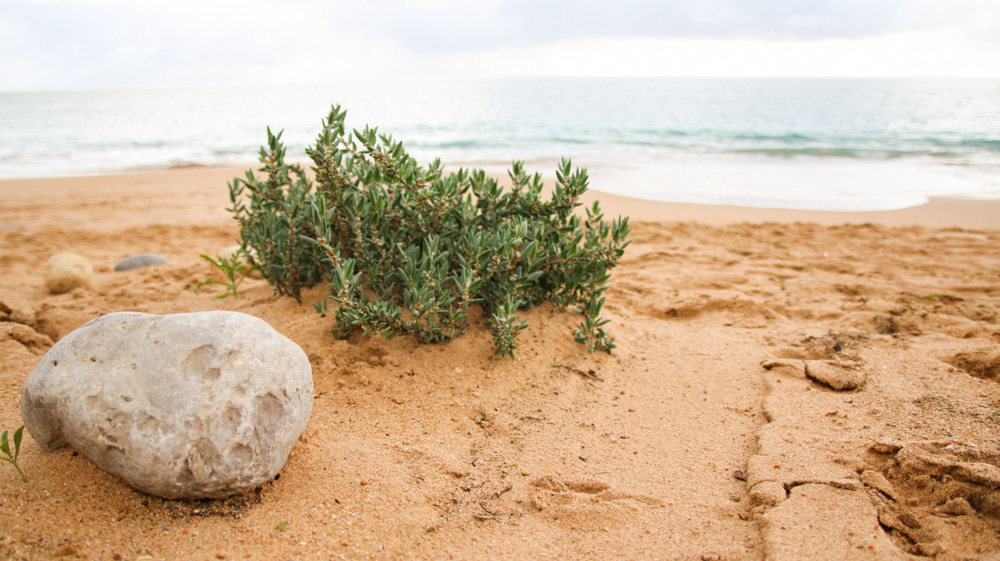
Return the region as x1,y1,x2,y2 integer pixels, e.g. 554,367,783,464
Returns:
1,77,999,211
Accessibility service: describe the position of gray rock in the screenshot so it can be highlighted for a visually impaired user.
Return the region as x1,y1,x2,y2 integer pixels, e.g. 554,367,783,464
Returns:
21,311,313,499
114,253,169,271
804,360,866,391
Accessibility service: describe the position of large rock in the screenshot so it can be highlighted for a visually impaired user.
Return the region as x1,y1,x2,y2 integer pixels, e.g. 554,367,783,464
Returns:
43,253,93,294
21,311,313,499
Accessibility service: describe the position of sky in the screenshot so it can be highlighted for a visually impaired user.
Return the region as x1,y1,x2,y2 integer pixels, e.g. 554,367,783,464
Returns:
1,0,999,91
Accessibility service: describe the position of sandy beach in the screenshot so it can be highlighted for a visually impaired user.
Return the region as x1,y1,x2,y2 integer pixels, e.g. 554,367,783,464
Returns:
1,165,999,561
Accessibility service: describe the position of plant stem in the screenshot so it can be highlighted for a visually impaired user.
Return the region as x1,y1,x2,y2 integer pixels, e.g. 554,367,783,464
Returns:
13,461,26,483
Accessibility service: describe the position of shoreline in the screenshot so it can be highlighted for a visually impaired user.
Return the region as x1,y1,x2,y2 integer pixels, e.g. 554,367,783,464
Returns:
2,165,998,230
585,189,1000,229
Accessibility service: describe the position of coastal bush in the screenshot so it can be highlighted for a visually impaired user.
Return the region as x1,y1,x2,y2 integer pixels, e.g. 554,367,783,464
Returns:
228,105,630,358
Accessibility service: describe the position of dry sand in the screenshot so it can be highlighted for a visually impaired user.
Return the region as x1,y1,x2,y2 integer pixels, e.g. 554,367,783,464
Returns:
1,166,998,561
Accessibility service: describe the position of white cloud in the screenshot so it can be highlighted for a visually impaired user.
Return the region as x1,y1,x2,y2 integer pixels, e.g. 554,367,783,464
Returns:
0,0,998,90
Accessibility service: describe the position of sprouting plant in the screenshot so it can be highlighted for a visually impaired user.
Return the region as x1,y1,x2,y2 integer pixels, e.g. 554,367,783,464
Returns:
195,245,260,298
275,521,287,532
229,104,630,358
1,425,26,482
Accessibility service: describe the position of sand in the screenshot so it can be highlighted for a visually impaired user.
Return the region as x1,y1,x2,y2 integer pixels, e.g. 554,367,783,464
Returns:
1,166,999,561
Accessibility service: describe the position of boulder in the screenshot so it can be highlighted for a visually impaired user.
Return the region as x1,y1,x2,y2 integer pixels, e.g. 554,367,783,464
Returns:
43,254,92,294
21,311,313,499
114,253,169,271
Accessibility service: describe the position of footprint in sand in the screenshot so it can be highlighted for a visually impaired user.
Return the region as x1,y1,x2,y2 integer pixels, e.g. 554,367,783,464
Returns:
523,475,663,530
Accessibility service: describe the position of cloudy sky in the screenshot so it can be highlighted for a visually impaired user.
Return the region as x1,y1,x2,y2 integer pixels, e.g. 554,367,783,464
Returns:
2,0,999,90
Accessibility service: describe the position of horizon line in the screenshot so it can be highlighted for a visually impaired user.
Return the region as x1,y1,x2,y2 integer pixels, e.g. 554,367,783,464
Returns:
3,74,1000,94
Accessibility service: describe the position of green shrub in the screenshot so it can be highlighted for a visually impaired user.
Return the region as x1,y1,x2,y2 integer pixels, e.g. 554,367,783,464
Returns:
228,105,630,358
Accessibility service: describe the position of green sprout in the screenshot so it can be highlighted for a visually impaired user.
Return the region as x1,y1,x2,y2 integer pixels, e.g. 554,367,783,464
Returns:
195,245,260,298
275,521,287,532
1,425,26,482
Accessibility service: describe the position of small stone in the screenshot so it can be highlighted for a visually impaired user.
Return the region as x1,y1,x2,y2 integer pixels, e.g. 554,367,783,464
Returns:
21,311,313,499
114,253,169,271
43,254,93,294
750,481,787,507
804,360,866,391
217,245,243,261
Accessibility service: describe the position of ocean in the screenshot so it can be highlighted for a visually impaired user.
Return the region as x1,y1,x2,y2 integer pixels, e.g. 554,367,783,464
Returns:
2,77,999,211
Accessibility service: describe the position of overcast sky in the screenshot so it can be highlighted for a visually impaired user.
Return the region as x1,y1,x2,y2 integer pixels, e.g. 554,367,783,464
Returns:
2,0,999,90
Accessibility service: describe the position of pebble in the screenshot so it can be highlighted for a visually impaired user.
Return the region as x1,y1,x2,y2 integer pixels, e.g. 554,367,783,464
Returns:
43,253,93,294
114,253,169,271
217,245,243,261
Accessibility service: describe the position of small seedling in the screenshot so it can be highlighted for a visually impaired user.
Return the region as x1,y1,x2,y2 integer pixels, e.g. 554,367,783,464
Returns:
1,425,26,482
196,245,260,298
275,521,287,532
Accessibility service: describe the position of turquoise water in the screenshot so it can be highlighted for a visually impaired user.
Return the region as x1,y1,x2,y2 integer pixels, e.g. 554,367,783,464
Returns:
2,78,999,210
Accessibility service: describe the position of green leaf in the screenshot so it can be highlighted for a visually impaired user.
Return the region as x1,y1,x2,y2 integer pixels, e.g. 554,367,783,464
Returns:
12,426,22,461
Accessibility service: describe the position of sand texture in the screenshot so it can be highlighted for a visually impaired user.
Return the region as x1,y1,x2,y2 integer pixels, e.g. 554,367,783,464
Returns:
1,166,999,561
